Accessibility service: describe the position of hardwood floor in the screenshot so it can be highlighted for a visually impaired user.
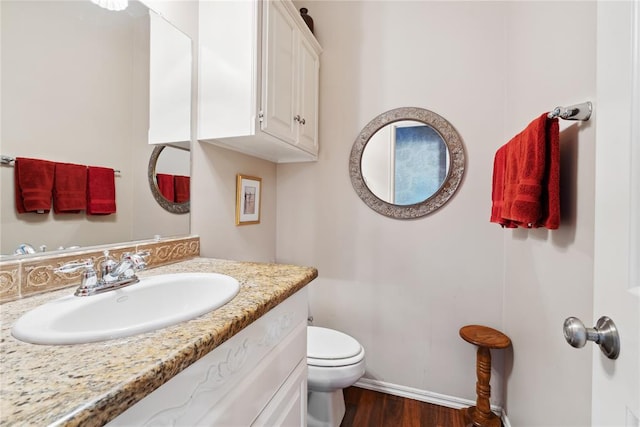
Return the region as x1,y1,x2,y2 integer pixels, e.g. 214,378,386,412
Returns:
340,387,468,427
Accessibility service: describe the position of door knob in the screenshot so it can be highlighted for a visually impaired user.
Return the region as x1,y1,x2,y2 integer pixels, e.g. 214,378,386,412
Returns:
563,316,620,359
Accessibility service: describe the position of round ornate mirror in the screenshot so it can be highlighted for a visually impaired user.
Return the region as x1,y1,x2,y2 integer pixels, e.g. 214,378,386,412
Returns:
148,144,190,214
349,107,465,219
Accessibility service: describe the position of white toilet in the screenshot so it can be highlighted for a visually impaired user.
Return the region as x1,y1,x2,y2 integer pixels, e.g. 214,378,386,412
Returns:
307,326,366,427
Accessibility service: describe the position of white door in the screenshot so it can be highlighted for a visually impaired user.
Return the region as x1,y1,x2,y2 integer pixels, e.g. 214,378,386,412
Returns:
592,0,640,424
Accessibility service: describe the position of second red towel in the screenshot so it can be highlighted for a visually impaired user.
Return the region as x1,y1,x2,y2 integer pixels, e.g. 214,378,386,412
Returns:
174,175,190,203
54,162,87,214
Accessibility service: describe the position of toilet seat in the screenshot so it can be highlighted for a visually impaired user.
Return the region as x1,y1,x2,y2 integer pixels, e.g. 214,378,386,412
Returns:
308,326,365,367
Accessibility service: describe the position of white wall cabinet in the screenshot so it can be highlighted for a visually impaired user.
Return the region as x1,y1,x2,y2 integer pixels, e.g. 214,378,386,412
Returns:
148,9,192,145
261,0,319,156
198,0,321,163
107,288,308,426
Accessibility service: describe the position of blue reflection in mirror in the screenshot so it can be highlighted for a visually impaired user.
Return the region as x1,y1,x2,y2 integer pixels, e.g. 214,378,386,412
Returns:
394,124,447,205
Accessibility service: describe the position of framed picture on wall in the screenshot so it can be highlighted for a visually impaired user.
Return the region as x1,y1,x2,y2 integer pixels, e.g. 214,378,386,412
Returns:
236,174,262,225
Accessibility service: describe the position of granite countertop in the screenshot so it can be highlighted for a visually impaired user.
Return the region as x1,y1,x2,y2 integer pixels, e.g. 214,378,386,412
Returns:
0,257,318,426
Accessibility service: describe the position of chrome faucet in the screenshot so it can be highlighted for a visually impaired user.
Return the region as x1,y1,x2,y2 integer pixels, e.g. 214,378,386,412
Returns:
13,243,47,255
55,251,149,296
14,243,36,255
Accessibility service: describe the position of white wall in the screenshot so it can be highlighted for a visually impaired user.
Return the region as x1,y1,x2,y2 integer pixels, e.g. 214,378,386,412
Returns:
502,2,596,425
191,143,277,263
278,0,507,405
276,1,596,425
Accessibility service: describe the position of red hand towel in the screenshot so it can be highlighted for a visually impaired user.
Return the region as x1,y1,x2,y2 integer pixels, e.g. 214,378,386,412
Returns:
87,166,116,215
491,113,560,229
490,145,516,228
502,131,526,224
14,157,55,214
174,175,190,203
508,114,549,225
156,173,175,201
53,162,87,214
537,117,560,229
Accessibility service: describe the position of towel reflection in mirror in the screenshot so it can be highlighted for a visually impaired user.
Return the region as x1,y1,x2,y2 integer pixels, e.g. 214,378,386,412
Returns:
14,157,116,216
148,144,190,214
152,145,190,204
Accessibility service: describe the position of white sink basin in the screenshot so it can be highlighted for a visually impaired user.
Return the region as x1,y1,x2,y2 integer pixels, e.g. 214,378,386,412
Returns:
12,272,240,345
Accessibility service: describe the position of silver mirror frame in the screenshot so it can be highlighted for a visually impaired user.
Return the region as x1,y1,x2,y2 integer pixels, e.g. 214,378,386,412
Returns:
148,145,190,214
349,107,465,219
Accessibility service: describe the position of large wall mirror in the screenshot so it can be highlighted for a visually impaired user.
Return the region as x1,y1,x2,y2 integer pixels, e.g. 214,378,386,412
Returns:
349,107,465,219
0,0,192,257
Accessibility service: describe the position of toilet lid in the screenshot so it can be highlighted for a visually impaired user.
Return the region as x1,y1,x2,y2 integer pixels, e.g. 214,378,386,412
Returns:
308,326,362,361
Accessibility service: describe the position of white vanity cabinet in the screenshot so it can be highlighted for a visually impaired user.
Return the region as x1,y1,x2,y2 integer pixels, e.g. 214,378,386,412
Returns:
198,0,321,163
107,288,308,426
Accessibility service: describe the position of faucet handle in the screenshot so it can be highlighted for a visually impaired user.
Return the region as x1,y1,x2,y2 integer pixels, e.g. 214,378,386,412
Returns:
55,260,98,294
55,259,95,274
122,250,149,270
121,250,150,258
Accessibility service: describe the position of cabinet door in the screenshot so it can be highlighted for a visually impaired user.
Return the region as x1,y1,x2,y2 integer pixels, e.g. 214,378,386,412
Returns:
252,360,307,427
296,35,319,155
262,0,297,145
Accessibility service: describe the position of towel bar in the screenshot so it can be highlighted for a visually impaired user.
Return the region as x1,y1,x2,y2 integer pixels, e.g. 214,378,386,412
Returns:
547,101,592,121
0,154,120,174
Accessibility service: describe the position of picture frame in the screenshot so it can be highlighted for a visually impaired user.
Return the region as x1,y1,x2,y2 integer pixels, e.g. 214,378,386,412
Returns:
236,174,262,225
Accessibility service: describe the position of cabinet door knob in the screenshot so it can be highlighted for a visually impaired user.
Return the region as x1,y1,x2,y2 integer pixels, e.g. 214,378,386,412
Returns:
300,117,306,125
294,115,301,123
563,316,620,359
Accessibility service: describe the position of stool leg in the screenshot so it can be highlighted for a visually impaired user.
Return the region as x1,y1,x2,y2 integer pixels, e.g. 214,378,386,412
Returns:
465,346,501,427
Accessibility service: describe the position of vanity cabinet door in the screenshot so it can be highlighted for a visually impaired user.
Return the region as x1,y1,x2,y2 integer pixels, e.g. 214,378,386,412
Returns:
252,360,307,427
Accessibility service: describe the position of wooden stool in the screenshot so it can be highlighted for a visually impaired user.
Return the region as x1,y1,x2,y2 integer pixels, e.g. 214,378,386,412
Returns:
459,325,511,427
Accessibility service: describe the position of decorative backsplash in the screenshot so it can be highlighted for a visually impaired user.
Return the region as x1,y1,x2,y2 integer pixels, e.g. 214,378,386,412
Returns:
0,236,200,303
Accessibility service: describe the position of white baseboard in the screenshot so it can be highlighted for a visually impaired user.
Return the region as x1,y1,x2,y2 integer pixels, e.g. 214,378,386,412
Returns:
354,378,511,426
